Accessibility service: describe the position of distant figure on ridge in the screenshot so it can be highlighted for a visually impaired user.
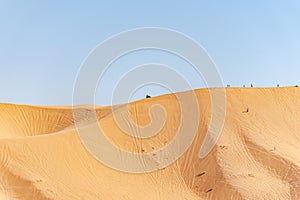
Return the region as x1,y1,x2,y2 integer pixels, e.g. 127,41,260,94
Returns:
251,84,253,88
146,94,151,98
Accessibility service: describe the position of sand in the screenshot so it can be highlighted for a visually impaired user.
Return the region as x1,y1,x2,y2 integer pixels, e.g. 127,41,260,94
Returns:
0,87,300,199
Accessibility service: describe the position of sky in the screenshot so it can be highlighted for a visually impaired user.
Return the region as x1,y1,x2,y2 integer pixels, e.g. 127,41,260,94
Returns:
0,1,300,106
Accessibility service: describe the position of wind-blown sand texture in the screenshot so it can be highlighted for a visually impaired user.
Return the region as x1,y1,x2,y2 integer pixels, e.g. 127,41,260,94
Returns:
0,87,300,199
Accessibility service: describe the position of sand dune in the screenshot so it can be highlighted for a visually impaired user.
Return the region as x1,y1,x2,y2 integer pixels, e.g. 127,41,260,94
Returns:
0,87,300,199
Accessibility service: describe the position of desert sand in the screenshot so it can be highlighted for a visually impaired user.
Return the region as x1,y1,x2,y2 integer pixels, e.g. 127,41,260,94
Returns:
0,87,300,199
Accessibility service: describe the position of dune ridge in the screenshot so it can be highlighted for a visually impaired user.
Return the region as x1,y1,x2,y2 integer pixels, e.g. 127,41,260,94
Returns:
0,87,300,199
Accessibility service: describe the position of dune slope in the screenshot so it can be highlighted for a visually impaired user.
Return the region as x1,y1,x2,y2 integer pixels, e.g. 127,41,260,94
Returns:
0,87,300,200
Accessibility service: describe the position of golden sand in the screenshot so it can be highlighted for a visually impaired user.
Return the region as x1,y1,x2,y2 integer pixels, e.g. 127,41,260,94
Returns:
0,87,300,199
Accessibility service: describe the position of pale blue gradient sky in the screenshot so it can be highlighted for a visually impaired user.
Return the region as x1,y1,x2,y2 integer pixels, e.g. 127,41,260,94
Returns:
0,1,299,105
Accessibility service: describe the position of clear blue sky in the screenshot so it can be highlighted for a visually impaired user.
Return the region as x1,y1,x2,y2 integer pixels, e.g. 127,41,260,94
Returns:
0,1,299,106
